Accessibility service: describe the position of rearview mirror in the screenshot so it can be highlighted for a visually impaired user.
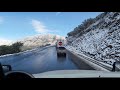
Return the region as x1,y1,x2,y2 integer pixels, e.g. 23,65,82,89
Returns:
2,65,12,73
0,63,12,79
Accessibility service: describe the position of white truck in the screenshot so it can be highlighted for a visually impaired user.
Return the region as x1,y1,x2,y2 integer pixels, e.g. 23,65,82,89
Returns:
56,39,66,56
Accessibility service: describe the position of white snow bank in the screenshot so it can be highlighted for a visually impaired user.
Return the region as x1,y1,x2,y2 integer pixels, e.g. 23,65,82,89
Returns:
66,12,120,68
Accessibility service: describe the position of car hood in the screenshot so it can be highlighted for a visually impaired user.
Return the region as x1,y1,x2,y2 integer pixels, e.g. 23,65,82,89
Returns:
33,70,120,78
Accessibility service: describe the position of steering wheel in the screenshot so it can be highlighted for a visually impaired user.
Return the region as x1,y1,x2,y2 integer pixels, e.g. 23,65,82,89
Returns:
5,71,34,79
0,63,34,79
0,63,5,79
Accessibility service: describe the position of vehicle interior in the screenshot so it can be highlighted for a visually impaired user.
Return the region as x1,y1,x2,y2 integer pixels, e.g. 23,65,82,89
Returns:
0,63,34,79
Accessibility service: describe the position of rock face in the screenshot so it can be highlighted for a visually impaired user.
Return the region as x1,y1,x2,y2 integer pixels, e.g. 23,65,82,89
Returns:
18,34,65,51
66,12,120,62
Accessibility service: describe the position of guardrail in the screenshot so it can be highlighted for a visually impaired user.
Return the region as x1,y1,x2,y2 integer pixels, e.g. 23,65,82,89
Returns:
80,53,120,71
77,53,112,71
66,48,120,71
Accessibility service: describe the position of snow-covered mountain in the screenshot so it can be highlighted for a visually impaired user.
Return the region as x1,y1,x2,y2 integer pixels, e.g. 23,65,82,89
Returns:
66,12,120,62
18,34,65,51
0,38,13,46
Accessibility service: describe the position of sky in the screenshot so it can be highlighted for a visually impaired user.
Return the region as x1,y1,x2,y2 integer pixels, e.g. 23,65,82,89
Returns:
0,12,102,45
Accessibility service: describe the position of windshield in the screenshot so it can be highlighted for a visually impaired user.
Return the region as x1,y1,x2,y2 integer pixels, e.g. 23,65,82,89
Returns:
0,12,120,78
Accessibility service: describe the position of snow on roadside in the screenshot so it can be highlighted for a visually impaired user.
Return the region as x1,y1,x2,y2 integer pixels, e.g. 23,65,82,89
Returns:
66,12,120,69
66,46,110,71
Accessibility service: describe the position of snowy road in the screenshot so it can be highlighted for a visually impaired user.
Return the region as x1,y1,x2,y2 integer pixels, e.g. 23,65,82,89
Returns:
0,46,94,74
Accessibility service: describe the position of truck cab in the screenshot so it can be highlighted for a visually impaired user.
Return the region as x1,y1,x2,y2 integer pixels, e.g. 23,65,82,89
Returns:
56,39,66,56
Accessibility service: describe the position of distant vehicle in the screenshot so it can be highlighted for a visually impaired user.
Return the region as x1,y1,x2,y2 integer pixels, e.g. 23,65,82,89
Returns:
56,39,66,56
57,47,66,56
56,39,65,48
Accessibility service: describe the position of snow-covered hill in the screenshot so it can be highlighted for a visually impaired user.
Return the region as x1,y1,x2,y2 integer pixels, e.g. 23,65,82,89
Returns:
66,12,120,63
0,38,13,46
18,34,65,51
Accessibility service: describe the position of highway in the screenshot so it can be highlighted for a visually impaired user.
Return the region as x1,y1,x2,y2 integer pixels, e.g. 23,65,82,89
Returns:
0,46,94,74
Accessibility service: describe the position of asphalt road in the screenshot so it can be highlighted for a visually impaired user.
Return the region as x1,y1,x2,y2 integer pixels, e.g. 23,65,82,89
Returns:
0,46,94,74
